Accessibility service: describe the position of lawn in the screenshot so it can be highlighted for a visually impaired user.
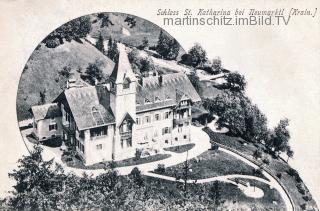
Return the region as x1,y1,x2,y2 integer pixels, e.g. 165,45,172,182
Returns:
163,143,195,153
62,152,171,170
159,150,266,180
143,176,286,210
203,127,318,211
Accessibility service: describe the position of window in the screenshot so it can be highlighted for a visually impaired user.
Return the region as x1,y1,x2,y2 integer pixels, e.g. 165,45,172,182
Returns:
144,116,151,123
165,95,171,100
164,112,170,119
175,137,178,141
162,127,170,135
126,139,132,147
96,144,103,150
65,113,71,122
155,113,160,121
144,133,148,140
90,126,108,138
184,135,187,139
122,122,128,132
49,123,57,131
136,117,141,125
123,78,130,89
155,96,161,102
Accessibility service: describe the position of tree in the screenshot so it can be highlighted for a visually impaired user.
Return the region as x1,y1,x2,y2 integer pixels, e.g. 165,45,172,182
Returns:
205,90,269,143
139,56,155,75
188,43,207,67
95,33,105,53
38,89,46,105
83,62,104,85
97,13,114,28
129,167,144,187
140,37,149,49
212,57,222,73
267,118,290,154
107,39,119,62
225,72,247,92
44,16,91,48
8,145,66,210
156,31,180,60
286,147,294,163
187,72,201,93
209,181,221,211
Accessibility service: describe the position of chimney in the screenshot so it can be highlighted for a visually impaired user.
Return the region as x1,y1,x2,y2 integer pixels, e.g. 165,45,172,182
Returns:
66,78,77,89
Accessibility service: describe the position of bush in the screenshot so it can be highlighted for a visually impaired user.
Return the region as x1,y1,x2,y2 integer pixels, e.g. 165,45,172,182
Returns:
302,195,311,202
297,183,306,195
300,203,307,210
253,149,262,159
262,157,270,165
276,173,282,179
135,149,142,160
155,164,166,174
45,38,60,48
287,167,302,182
179,53,193,66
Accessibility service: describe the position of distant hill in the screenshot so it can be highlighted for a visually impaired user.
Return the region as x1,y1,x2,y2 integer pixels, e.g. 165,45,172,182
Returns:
16,40,114,121
16,12,187,121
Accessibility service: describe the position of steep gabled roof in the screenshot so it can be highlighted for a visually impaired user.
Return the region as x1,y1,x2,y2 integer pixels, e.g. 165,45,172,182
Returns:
61,86,115,130
31,103,62,121
136,73,201,112
110,43,136,84
117,112,136,127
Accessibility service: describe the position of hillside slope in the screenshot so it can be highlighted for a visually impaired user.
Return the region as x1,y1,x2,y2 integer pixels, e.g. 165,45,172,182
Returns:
16,40,114,121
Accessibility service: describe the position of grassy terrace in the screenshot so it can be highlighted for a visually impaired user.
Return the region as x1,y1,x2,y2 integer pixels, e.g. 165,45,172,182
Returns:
144,176,286,210
62,152,171,170
163,143,195,153
203,127,318,211
158,150,266,180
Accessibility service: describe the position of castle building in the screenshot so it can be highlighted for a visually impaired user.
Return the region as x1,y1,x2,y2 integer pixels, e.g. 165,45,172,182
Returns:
31,43,201,165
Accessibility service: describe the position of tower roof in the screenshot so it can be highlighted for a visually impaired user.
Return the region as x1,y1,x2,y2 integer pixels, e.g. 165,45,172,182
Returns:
110,43,136,84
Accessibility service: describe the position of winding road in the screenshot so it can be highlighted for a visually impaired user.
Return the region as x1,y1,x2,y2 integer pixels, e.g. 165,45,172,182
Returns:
21,125,294,211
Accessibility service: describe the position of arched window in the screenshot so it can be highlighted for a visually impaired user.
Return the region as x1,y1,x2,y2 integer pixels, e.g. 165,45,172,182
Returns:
123,77,130,89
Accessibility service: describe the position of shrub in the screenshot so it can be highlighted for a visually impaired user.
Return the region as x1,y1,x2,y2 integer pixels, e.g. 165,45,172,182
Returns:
302,195,311,202
300,203,307,210
262,157,270,165
253,149,262,159
297,183,306,195
155,164,166,174
135,149,142,160
276,173,282,179
45,38,60,48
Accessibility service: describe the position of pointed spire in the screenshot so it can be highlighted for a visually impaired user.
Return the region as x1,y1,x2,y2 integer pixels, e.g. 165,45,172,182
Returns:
109,43,136,84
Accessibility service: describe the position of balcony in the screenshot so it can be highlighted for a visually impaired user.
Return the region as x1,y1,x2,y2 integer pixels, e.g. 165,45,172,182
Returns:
173,117,191,127
120,131,132,139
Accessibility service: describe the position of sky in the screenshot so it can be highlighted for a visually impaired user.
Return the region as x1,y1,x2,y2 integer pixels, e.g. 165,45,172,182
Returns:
0,0,319,206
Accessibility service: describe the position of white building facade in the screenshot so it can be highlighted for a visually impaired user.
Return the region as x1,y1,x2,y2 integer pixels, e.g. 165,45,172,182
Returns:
31,43,201,165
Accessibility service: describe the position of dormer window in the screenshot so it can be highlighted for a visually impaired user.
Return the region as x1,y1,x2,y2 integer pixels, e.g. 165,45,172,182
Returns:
165,95,171,101
144,98,151,104
155,96,161,102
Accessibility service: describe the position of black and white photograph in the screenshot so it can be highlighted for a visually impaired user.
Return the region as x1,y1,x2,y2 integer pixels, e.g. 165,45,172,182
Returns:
0,1,319,210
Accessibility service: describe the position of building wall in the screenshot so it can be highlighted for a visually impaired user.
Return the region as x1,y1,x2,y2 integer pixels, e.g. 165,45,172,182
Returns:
78,124,115,165
135,107,175,150
35,117,63,140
